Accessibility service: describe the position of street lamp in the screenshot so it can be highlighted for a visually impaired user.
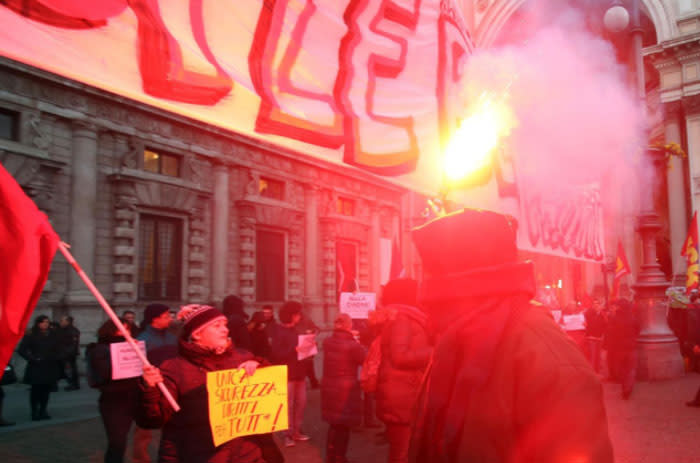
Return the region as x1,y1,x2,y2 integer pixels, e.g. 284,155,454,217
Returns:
604,0,683,380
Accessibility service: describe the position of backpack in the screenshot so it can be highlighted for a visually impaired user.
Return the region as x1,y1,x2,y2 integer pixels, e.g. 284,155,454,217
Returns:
360,336,382,393
84,343,108,388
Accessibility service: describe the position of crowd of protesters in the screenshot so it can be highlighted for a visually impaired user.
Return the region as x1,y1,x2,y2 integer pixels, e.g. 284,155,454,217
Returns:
12,209,675,462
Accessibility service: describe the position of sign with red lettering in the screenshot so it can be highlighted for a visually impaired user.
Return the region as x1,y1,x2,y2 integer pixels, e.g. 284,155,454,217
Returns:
206,365,288,446
0,0,473,192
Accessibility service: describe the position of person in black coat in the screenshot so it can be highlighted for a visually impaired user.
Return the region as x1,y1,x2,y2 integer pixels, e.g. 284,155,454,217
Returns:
91,319,141,463
608,299,640,399
321,314,366,463
18,314,60,420
583,299,607,375
57,315,81,390
222,295,252,351
248,312,272,360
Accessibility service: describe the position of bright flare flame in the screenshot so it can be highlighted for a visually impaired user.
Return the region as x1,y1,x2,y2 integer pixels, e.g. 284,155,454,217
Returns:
443,95,517,185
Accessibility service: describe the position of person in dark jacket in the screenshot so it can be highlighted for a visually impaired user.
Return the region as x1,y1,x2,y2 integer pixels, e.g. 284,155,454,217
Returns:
134,304,178,463
321,313,366,463
248,312,272,360
409,209,613,463
584,298,607,375
223,295,252,351
269,301,309,447
140,304,264,463
92,318,141,463
607,299,640,399
375,278,432,463
18,314,60,421
57,315,81,390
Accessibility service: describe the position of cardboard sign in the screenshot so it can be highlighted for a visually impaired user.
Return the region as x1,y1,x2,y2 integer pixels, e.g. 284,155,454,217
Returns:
297,334,318,361
339,292,376,319
207,365,288,447
562,313,586,331
110,341,147,380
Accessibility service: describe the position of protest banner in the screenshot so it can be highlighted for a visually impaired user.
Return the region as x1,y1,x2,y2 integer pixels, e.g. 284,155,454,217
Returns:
110,340,147,380
297,334,318,361
339,292,376,319
207,365,288,447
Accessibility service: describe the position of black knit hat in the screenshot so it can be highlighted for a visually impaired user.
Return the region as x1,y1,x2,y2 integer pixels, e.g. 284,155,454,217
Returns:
143,303,170,326
177,304,227,340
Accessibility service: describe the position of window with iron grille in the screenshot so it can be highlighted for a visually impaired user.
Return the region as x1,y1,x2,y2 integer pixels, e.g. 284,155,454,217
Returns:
0,108,19,141
256,229,285,302
139,215,183,300
143,148,181,177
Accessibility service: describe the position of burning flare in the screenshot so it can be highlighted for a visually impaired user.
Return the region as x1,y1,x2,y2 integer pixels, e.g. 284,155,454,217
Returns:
443,93,517,186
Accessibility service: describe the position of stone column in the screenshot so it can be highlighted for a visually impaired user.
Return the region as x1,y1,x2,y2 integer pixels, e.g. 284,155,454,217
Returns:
66,121,98,305
370,204,381,293
303,185,323,322
211,163,229,303
665,102,688,285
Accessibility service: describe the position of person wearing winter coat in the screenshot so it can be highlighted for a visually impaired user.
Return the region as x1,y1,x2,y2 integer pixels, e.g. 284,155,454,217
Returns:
222,295,252,352
607,299,640,399
18,315,61,421
268,301,310,447
409,209,614,463
57,315,81,390
91,318,141,463
375,278,432,463
321,314,366,463
140,304,264,463
584,298,607,375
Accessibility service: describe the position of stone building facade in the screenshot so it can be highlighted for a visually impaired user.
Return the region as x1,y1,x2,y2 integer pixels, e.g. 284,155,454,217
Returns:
0,58,421,338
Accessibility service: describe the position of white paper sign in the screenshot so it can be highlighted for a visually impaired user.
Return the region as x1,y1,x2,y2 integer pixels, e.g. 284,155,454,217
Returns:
339,292,376,320
110,341,147,380
562,314,586,332
297,334,318,361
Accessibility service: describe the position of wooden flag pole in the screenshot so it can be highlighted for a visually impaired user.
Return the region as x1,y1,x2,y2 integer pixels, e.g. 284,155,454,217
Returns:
57,242,180,412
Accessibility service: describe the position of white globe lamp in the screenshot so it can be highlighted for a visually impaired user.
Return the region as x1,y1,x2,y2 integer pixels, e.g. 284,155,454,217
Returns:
604,5,630,33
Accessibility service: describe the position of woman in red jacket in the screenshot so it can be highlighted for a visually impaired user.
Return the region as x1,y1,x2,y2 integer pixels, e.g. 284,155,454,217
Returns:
140,304,264,463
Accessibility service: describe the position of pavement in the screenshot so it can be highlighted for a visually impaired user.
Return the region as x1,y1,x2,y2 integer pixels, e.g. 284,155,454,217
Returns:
0,373,699,462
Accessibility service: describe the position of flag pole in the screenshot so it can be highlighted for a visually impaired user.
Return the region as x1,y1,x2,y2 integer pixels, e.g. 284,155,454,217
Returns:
57,242,180,412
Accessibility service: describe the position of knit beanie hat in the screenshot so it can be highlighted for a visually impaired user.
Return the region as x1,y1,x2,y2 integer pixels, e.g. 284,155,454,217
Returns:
177,304,227,340
143,303,170,326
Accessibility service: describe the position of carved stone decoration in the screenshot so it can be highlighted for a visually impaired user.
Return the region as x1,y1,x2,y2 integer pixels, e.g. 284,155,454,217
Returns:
27,113,51,150
0,150,60,212
120,138,142,170
245,170,259,197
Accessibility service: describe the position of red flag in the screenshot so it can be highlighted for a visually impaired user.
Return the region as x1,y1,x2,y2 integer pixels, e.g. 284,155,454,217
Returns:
0,163,59,372
682,211,699,295
610,241,631,300
390,235,405,280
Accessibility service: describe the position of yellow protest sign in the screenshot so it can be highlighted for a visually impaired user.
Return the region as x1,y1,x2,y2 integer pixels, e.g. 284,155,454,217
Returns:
207,365,288,447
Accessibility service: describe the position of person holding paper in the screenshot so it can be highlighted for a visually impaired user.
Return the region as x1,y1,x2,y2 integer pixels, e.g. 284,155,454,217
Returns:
139,304,264,463
321,313,366,463
90,318,141,463
269,301,310,447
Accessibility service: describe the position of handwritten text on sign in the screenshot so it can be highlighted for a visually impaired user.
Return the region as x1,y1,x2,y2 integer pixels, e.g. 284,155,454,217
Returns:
206,365,288,447
339,292,376,319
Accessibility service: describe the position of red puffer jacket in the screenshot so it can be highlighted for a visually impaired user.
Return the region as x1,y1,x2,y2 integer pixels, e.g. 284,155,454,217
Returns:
375,304,432,424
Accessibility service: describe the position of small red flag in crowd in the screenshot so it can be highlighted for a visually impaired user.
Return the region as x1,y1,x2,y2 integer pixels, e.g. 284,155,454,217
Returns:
682,211,699,295
611,241,631,300
0,163,59,372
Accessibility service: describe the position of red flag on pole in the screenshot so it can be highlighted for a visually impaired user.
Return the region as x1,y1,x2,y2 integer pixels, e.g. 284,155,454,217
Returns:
610,241,631,300
682,211,699,295
0,163,59,372
389,235,405,280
